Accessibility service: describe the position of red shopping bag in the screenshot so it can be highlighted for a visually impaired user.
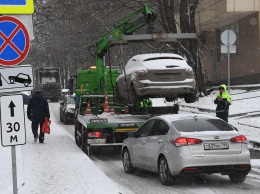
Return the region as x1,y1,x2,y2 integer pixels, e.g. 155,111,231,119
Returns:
42,117,51,134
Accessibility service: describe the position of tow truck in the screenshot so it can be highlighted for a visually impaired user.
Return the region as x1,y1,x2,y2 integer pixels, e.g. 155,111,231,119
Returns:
71,6,180,155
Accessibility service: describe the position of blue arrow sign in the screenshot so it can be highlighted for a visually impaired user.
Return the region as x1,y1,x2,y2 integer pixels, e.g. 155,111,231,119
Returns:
0,0,26,5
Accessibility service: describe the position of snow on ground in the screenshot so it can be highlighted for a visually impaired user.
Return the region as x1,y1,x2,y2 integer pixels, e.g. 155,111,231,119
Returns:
1,87,260,194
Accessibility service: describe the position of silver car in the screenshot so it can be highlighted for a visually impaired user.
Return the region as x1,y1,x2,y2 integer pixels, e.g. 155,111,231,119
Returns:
115,53,196,103
122,114,251,185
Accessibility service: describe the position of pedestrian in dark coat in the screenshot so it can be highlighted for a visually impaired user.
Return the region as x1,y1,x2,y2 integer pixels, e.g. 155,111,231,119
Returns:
214,84,232,123
27,90,50,143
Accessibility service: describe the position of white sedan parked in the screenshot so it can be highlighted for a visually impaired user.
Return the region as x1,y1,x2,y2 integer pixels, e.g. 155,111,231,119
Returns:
122,114,251,185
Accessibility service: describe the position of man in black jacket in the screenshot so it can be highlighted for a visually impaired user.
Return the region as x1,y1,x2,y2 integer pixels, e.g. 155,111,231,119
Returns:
27,90,50,143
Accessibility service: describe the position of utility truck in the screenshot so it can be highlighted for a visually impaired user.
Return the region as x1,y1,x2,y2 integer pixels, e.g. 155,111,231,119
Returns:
35,67,61,102
71,6,180,155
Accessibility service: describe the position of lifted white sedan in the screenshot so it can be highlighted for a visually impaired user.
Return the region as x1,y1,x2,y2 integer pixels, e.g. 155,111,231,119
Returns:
115,53,197,103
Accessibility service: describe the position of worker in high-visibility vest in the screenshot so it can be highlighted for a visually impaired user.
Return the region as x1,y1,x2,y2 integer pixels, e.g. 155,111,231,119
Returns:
140,98,152,107
214,84,232,123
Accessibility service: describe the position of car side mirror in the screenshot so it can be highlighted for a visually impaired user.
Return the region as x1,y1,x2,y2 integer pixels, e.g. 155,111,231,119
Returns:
127,132,136,138
60,102,64,105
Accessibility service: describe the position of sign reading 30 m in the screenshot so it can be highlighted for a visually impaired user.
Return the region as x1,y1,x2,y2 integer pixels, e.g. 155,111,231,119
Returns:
1,94,26,147
0,0,34,14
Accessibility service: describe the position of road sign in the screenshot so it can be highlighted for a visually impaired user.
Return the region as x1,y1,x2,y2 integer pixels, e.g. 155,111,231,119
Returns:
0,0,34,14
0,64,34,93
221,30,236,45
0,16,30,66
1,94,26,147
221,45,236,53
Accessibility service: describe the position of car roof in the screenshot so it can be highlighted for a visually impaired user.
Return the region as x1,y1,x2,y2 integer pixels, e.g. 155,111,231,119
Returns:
155,114,219,122
133,53,185,61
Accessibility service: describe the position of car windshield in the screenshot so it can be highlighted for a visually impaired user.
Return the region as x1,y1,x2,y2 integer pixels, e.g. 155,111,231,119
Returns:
67,97,75,104
172,118,234,132
143,57,183,62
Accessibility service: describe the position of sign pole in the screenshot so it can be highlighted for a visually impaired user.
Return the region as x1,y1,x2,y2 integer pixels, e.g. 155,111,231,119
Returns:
221,30,236,94
227,30,230,93
11,146,18,194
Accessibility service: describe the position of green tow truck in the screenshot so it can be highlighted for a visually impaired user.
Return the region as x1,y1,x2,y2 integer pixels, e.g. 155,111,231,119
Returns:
71,6,179,155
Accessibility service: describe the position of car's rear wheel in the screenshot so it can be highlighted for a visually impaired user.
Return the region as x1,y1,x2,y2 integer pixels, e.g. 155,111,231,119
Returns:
130,85,139,103
229,173,247,183
159,156,173,185
122,148,134,174
184,92,197,103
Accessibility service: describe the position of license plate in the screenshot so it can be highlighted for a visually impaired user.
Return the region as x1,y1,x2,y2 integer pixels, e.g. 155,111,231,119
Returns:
87,139,106,144
204,142,229,150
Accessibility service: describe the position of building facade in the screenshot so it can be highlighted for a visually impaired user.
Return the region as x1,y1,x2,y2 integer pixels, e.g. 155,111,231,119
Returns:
198,0,260,85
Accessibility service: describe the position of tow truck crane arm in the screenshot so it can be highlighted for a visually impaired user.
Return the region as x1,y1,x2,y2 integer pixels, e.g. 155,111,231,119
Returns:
92,5,156,95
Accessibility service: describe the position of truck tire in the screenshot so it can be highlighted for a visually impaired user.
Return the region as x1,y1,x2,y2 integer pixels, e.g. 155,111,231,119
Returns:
75,122,81,147
81,128,90,156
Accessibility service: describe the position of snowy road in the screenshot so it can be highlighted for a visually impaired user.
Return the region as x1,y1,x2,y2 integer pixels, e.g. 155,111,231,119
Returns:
49,102,260,194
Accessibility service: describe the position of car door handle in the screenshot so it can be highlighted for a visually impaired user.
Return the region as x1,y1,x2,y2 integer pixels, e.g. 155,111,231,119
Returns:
143,142,146,145
158,140,162,144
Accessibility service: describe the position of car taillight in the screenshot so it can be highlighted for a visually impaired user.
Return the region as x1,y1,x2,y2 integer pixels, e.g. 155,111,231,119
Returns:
88,132,102,138
135,70,147,78
182,167,199,171
230,135,247,143
173,137,202,147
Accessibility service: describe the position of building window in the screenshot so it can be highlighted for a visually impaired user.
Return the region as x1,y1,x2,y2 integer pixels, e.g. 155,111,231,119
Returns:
218,22,239,60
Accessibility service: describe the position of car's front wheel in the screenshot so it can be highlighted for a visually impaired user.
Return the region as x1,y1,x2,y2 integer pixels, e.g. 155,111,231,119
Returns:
159,156,173,185
122,148,134,174
229,173,247,183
